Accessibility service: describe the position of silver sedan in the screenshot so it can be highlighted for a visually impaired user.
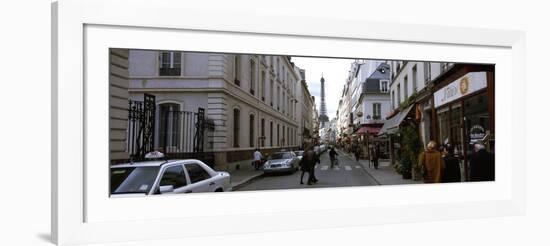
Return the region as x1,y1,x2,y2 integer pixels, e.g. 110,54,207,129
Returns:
263,152,300,174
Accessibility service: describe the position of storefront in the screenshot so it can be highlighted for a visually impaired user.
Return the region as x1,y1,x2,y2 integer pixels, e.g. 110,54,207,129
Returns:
355,124,387,159
431,65,495,181
378,105,415,165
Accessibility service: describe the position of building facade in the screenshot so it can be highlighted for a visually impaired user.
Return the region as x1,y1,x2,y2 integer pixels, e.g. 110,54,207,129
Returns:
295,67,315,148
336,67,352,142
336,60,388,153
125,50,309,169
354,62,391,158
354,62,390,125
380,61,495,181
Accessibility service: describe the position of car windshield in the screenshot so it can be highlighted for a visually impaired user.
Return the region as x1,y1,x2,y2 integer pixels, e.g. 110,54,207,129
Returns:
294,151,304,156
269,152,293,160
111,166,160,194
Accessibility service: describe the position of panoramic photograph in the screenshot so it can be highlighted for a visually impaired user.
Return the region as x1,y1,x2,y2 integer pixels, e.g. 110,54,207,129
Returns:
108,49,495,196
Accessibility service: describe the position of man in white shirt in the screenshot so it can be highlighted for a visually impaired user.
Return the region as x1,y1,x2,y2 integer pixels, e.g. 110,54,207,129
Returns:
253,149,263,170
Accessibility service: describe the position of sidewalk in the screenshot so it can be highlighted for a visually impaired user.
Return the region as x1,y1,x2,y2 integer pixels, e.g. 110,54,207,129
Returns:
224,158,264,190
338,150,421,185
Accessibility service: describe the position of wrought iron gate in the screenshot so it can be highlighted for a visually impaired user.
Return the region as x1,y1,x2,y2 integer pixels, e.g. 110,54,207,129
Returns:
127,94,156,161
127,95,214,165
158,107,214,166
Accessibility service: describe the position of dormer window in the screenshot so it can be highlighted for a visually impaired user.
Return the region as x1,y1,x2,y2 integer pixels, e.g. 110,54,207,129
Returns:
380,80,389,93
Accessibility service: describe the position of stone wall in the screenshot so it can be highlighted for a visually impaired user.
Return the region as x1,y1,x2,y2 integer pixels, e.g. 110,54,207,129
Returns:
109,49,130,162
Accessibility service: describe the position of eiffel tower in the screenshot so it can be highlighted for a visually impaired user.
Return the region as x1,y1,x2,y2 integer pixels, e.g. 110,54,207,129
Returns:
319,74,329,128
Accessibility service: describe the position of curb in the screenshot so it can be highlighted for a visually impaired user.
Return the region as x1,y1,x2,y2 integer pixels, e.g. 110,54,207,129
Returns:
230,173,265,191
357,160,382,185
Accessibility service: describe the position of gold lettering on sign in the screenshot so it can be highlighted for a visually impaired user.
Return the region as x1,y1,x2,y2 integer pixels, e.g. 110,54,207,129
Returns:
443,85,458,102
460,76,469,95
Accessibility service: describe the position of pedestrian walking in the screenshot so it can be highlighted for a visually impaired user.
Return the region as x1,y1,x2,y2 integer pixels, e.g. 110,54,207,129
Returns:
354,145,360,162
442,144,461,182
418,141,445,183
252,148,263,170
299,148,309,185
371,144,380,169
299,145,319,185
469,142,495,181
329,147,339,168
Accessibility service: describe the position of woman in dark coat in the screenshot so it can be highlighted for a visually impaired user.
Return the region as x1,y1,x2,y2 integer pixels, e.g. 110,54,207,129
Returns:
442,144,461,182
469,142,495,181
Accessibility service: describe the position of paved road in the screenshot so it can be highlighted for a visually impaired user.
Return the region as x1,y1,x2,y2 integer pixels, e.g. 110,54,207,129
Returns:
235,149,378,191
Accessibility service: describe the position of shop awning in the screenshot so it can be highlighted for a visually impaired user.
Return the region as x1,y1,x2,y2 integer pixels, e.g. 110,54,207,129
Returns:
356,126,382,135
378,105,415,136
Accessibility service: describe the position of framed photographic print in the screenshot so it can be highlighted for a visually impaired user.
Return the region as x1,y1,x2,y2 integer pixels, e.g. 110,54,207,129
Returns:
52,0,525,245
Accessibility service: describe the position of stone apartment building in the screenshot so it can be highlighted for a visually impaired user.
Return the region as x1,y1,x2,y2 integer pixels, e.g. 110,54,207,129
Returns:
336,60,389,151
109,49,314,169
294,67,316,148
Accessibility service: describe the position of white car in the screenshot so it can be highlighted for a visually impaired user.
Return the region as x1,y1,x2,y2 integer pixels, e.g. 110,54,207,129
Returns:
110,159,231,197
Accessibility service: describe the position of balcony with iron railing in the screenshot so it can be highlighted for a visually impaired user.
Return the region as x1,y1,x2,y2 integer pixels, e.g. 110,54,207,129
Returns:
362,114,384,124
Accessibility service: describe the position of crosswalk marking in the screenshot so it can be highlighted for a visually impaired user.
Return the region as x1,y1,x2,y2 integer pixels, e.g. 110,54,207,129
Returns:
316,165,358,171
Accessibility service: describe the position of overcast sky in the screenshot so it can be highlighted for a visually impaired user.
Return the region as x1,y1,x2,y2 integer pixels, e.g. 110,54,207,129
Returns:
291,56,356,119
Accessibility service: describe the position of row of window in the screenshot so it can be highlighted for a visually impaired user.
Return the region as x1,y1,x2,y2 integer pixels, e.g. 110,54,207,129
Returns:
152,102,298,150
390,63,420,109
232,108,298,148
234,55,298,121
157,52,299,122
390,62,452,110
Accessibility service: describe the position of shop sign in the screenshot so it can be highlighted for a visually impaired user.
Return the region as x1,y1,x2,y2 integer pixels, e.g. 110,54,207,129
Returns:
434,72,487,108
469,124,486,143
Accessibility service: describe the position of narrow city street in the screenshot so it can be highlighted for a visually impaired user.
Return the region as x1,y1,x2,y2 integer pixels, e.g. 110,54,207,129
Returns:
235,149,378,191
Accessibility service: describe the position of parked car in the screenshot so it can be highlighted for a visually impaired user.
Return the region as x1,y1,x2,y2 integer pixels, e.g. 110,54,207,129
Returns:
110,159,231,197
263,151,300,174
294,150,304,160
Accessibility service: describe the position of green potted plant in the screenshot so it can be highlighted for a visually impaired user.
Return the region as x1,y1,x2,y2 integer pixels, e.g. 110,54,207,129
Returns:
400,156,412,179
398,125,421,180
393,162,404,175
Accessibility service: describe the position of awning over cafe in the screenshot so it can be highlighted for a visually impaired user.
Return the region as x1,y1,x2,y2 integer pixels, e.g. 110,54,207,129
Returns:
378,105,414,136
356,125,382,135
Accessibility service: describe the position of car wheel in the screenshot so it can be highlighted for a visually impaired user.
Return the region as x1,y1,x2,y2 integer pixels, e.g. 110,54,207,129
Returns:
215,188,223,192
